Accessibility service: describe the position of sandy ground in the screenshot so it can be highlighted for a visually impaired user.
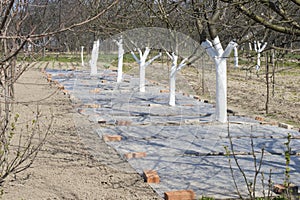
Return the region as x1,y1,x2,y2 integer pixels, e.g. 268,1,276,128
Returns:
2,66,160,199
179,63,300,129
126,60,299,129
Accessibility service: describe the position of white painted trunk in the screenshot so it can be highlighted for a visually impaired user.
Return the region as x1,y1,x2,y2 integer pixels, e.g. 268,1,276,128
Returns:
254,41,267,71
214,58,227,123
139,60,146,92
249,43,252,51
131,47,160,93
212,36,228,123
117,38,124,83
81,46,84,67
256,52,261,70
202,36,237,123
90,40,99,76
169,55,178,106
234,46,238,68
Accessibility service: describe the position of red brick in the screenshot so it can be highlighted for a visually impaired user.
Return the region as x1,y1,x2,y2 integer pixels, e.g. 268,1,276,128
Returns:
84,104,100,108
143,170,160,183
182,104,194,107
260,121,277,126
255,116,264,121
124,152,146,159
78,108,84,114
116,120,132,126
160,89,169,93
89,88,100,93
57,84,64,90
193,95,200,100
62,90,69,95
102,135,122,142
164,190,195,200
57,73,65,77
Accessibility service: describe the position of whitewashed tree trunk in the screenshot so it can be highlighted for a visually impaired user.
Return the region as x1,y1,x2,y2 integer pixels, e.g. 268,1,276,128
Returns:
234,46,238,68
90,40,99,76
81,46,84,67
166,52,188,106
254,41,267,71
169,53,178,106
257,52,261,71
201,36,237,123
116,36,124,83
139,57,147,92
131,47,161,92
248,42,252,51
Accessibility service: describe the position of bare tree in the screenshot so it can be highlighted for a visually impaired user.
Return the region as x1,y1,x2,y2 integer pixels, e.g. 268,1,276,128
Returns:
219,0,300,50
0,0,119,185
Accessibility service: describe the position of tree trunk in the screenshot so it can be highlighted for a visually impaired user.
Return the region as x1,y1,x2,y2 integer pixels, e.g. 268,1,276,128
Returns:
139,59,146,92
90,40,99,76
234,46,238,68
201,36,237,123
131,47,160,93
81,46,84,67
169,54,178,106
117,37,124,83
215,57,228,123
266,53,269,114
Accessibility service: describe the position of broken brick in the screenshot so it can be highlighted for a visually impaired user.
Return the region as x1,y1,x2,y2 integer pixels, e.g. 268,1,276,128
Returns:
89,88,101,93
143,170,160,183
78,108,84,114
102,135,122,142
57,84,64,90
116,120,132,126
84,104,100,108
193,95,200,100
62,90,69,95
260,121,277,126
182,104,194,107
124,152,146,159
160,89,169,93
255,116,264,121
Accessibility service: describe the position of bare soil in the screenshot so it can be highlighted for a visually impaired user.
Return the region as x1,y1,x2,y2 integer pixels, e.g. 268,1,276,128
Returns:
2,57,298,199
181,61,300,130
2,65,160,200
125,58,299,129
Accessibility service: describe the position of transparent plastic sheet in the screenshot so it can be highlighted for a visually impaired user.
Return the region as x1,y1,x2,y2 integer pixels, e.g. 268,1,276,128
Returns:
45,27,300,199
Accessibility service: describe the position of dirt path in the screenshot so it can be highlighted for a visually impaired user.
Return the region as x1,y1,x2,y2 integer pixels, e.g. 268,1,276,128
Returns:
2,66,160,199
